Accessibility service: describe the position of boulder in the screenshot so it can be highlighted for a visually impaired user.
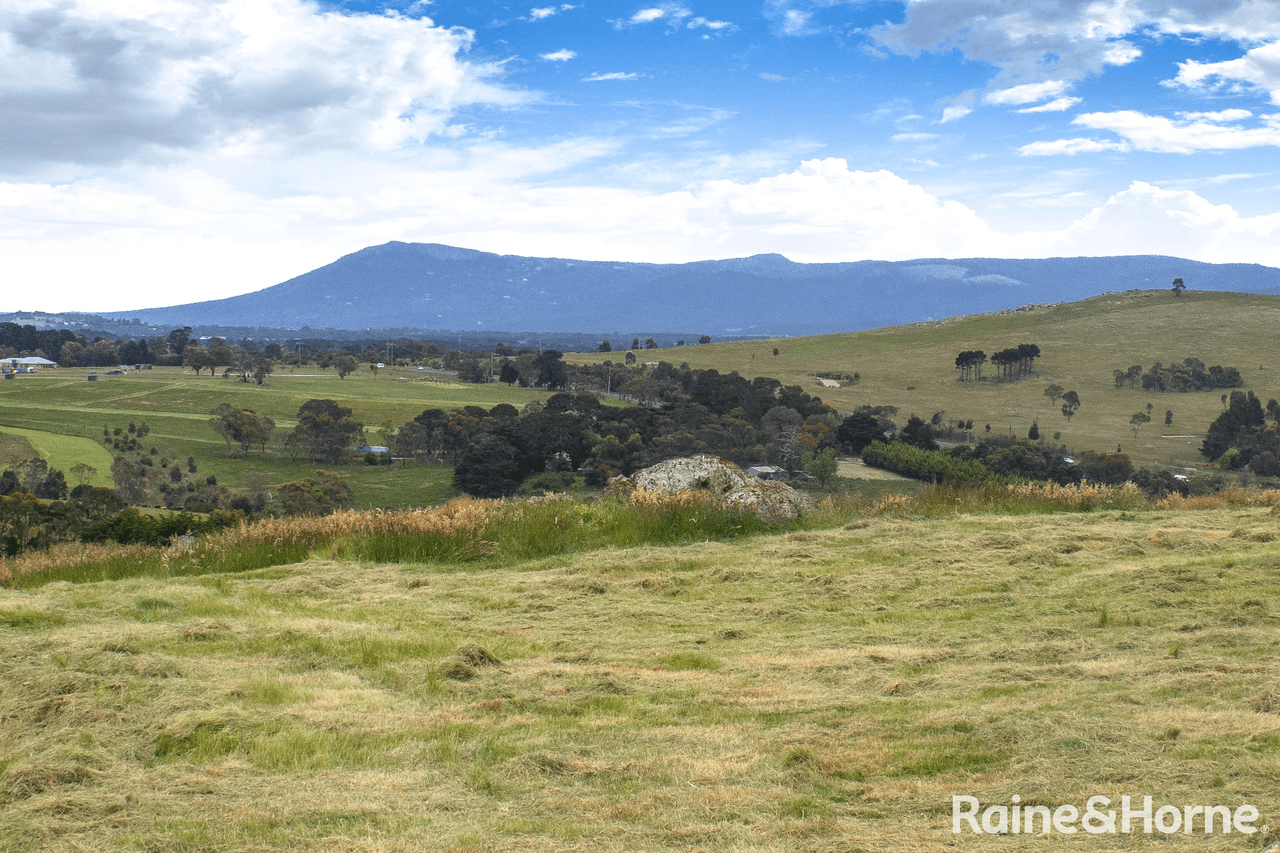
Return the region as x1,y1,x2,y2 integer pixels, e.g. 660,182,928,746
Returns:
611,454,805,522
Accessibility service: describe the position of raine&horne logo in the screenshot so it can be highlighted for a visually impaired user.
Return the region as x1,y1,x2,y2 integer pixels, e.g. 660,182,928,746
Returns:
952,794,1262,836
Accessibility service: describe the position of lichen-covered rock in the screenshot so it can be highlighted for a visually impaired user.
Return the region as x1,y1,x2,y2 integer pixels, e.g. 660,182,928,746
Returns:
609,454,805,522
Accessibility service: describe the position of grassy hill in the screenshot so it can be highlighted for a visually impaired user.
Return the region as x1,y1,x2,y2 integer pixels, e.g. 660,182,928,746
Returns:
570,289,1280,471
2,501,1277,851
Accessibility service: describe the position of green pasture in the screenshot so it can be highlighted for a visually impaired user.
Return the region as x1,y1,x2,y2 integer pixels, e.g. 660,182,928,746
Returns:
0,427,114,488
567,289,1280,472
0,366,556,507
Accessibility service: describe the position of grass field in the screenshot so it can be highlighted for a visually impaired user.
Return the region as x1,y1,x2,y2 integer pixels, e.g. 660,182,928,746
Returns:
1,501,1278,851
0,366,566,508
568,289,1280,472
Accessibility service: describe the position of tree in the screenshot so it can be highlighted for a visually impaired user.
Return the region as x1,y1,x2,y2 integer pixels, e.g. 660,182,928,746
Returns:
211,404,275,454
644,338,657,350
1172,277,1185,296
291,399,362,463
168,326,192,356
498,360,520,386
334,354,358,379
1130,411,1151,438
183,344,212,375
624,351,636,365
698,335,711,345
899,415,938,451
631,338,640,350
1061,390,1080,421
836,412,891,454
802,447,838,484
1028,421,1040,441
70,463,96,486
534,350,567,389
1043,384,1064,405
598,340,612,353
452,431,527,498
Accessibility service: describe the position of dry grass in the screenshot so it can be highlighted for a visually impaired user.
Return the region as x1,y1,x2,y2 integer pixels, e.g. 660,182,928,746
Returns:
2,504,1279,851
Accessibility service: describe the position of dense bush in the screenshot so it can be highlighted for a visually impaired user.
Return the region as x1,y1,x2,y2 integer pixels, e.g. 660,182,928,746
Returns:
861,441,989,485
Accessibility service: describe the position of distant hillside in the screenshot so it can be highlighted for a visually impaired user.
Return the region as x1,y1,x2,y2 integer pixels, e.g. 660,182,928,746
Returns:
94,242,1280,336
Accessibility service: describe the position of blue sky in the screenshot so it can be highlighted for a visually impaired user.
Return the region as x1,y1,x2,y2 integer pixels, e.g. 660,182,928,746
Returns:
4,0,1280,311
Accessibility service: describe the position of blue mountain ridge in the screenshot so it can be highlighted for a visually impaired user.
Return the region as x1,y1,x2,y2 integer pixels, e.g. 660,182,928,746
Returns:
100,242,1280,336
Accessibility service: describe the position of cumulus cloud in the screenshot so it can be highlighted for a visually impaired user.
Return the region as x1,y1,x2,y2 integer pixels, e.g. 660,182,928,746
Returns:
873,0,1280,89
10,155,1280,312
940,105,972,123
541,49,577,61
0,0,524,169
1174,41,1280,104
1037,180,1280,263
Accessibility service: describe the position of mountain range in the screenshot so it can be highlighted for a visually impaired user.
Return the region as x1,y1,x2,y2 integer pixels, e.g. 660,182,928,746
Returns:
82,242,1280,337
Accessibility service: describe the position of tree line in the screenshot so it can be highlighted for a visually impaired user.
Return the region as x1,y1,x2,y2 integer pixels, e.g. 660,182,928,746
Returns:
956,344,1041,382
1113,358,1243,392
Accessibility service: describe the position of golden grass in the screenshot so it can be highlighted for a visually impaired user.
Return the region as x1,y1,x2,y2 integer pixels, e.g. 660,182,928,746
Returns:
2,505,1279,851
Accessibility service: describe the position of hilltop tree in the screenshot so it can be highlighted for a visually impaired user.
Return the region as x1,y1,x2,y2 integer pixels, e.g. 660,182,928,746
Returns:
1172,277,1185,296
699,335,711,345
955,350,987,381
1044,383,1064,405
598,340,611,353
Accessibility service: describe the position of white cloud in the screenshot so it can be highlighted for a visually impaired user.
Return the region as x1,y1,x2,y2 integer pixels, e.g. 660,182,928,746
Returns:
0,0,525,169
1175,41,1280,104
689,17,734,31
1020,97,1082,113
984,81,1070,106
583,72,641,81
10,155,1280,312
1036,181,1280,264
892,133,938,142
541,49,577,61
1019,138,1131,156
762,0,850,36
759,72,788,81
940,105,972,123
631,8,669,24
1178,109,1254,122
873,1,1280,92
1073,110,1280,153
525,5,577,21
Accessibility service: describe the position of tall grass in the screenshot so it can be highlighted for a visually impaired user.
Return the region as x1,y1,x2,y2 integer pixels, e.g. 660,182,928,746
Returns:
8,480,1280,588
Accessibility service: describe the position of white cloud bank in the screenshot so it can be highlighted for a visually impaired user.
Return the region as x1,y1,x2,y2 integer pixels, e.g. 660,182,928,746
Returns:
0,0,524,168
7,158,1280,312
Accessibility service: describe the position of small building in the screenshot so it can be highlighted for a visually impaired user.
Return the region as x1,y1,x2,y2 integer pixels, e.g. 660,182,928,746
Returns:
817,378,840,388
747,465,789,481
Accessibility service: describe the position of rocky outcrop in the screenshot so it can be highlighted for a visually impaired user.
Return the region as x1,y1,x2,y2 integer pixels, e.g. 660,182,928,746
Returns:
610,454,805,522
